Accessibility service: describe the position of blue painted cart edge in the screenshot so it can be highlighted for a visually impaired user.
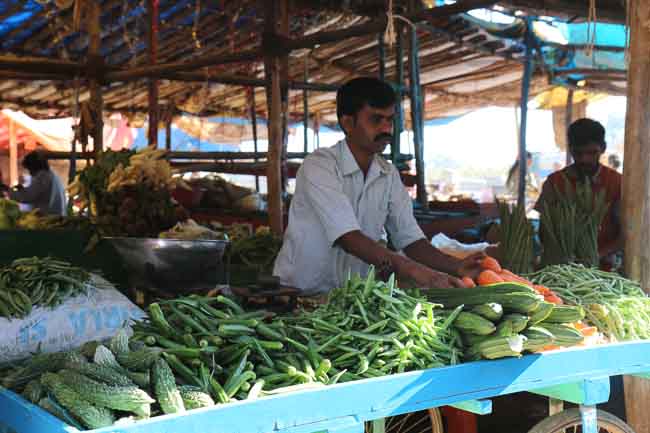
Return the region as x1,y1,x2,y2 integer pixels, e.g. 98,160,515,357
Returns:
1,341,649,433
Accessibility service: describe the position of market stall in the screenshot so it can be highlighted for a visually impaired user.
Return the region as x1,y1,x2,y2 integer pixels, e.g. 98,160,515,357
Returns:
0,1,649,433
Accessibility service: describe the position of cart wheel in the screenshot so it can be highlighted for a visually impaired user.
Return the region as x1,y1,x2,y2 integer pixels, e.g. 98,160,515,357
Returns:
366,409,445,433
527,408,635,433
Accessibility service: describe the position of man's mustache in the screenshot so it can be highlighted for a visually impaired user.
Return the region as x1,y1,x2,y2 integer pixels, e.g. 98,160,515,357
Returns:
374,133,393,142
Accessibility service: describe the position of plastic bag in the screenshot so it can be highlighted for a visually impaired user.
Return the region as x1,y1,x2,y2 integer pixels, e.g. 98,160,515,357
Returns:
431,233,493,259
0,275,145,363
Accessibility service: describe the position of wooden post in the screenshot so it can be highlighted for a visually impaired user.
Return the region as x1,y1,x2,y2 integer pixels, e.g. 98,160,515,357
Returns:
147,0,160,148
165,117,172,151
408,25,427,206
392,26,404,164
249,88,260,192
623,2,650,432
303,56,309,154
87,2,103,153
9,119,17,187
263,1,286,234
517,19,534,207
565,89,574,166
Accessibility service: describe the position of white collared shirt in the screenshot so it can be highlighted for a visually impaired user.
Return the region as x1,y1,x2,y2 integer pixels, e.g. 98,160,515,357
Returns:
273,139,425,295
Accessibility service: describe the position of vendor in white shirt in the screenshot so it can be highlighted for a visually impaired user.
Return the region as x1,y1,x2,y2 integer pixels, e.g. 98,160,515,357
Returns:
273,77,483,295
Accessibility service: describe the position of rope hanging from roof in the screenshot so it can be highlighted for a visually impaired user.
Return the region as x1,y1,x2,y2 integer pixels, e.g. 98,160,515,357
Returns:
383,0,415,47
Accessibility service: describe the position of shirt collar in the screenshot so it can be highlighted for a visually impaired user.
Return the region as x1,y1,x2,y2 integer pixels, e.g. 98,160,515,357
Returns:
338,139,390,177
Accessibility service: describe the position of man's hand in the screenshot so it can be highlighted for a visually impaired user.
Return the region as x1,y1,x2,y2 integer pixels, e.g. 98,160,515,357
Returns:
455,252,486,280
402,261,466,289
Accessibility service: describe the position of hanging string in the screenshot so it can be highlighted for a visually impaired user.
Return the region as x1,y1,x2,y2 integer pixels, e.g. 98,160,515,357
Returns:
384,0,417,47
192,0,202,50
585,0,597,58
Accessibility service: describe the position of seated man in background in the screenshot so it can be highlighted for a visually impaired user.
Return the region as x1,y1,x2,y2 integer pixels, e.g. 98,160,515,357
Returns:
535,118,622,269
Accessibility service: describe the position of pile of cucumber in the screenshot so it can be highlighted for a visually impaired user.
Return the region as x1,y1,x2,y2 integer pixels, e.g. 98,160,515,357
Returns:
427,283,586,360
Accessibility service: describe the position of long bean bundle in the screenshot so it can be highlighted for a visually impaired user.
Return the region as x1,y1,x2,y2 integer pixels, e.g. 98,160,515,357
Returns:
529,264,650,341
496,201,534,274
540,176,608,267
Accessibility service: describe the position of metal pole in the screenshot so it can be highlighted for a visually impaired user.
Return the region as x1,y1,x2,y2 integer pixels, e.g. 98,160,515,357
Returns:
392,25,404,164
517,18,534,208
408,25,427,206
565,89,574,166
303,56,309,154
249,88,260,192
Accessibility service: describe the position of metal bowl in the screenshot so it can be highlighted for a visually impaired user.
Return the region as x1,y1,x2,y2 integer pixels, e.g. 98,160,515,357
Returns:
104,237,229,294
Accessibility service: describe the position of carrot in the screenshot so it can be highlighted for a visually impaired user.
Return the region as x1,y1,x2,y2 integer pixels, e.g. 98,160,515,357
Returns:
481,257,502,273
544,293,564,305
533,284,551,295
540,344,560,352
580,326,598,337
461,277,476,288
477,270,504,286
499,269,533,286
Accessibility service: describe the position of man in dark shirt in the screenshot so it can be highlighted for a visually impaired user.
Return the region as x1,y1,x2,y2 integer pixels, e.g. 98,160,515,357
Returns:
535,118,622,268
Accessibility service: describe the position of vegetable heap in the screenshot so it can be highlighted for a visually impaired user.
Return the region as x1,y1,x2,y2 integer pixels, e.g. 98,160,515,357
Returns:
530,264,650,341
0,270,459,429
436,257,594,359
68,148,189,238
0,257,92,319
0,198,21,229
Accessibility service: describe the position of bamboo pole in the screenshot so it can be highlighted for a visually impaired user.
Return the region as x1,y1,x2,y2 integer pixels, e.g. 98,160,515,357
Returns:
264,1,286,235
622,2,650,431
392,26,405,164
564,89,573,166
147,0,160,148
87,2,103,153
249,88,260,192
9,119,17,187
165,118,172,151
104,49,262,82
160,72,339,91
408,24,427,206
517,19,534,208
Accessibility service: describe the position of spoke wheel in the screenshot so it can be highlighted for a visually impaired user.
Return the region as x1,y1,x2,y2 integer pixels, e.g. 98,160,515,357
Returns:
366,409,444,433
527,409,635,433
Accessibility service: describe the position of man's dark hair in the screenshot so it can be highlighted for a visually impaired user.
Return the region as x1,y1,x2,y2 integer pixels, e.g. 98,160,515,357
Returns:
336,77,396,132
568,118,606,151
22,151,49,173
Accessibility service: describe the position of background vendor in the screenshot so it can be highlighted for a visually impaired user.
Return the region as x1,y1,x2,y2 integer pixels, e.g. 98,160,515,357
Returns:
535,118,622,269
273,77,483,295
5,151,67,216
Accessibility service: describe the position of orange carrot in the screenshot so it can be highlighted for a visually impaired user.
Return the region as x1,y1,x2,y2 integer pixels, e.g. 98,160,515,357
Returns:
533,284,551,295
580,326,598,337
481,256,502,273
461,277,476,288
499,269,533,286
477,270,504,286
544,293,564,305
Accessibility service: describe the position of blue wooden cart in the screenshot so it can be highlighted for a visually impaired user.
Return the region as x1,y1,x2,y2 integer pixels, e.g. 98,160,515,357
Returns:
2,341,649,433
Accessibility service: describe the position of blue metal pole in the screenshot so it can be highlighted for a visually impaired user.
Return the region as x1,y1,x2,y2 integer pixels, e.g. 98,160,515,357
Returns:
518,18,534,208
392,26,404,164
409,25,427,206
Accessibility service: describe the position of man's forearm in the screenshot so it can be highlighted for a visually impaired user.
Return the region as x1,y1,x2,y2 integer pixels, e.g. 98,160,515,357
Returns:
403,238,460,276
336,231,411,274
